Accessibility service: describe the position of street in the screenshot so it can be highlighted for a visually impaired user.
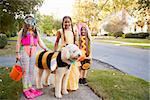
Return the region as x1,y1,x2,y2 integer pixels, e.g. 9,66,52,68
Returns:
45,36,150,81
92,42,150,81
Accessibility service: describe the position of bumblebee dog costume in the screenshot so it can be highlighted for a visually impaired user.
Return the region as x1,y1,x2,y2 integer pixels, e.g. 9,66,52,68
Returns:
35,44,82,98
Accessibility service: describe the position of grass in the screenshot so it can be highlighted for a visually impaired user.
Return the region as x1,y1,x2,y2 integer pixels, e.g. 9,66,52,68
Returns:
0,41,16,56
0,38,54,56
0,67,22,100
121,44,150,49
87,69,150,100
94,36,150,43
0,36,18,56
42,39,54,50
8,36,17,41
94,36,150,49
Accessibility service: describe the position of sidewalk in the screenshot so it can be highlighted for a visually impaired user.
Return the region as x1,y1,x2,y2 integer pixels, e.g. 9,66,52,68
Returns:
19,59,116,100
20,85,101,100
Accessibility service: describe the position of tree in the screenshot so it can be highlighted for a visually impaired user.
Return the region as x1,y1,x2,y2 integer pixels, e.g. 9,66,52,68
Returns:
36,14,61,36
137,0,150,10
101,9,129,33
73,0,136,34
0,0,43,35
73,0,100,34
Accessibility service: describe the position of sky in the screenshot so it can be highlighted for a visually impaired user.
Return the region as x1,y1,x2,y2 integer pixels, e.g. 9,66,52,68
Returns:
39,0,75,19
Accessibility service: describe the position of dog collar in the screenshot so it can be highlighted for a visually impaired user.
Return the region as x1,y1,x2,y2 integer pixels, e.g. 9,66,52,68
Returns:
68,59,75,64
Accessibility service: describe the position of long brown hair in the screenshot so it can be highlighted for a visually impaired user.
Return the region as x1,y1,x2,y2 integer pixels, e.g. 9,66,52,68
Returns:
81,26,89,39
22,23,38,38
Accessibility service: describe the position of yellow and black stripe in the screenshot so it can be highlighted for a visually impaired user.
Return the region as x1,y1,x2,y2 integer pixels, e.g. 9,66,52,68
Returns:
80,59,91,70
35,51,69,70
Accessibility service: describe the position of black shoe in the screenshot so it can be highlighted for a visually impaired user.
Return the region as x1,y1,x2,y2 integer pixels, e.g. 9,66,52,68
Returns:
82,78,87,85
79,78,83,84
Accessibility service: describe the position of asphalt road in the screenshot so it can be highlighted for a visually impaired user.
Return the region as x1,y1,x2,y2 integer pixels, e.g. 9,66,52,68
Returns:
92,42,150,81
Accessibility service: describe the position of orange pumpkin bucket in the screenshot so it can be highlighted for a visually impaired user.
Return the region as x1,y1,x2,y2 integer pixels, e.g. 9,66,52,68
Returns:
10,61,23,81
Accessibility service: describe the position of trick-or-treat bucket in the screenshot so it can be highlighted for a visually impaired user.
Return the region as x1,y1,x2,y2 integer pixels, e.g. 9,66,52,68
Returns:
10,60,23,81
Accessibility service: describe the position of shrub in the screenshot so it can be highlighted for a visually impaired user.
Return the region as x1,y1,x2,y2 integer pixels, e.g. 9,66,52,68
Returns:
0,33,7,49
108,32,113,36
10,32,17,37
6,32,17,37
123,32,149,39
112,32,124,38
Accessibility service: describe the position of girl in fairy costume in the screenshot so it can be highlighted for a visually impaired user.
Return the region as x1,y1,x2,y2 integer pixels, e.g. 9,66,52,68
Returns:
16,15,46,99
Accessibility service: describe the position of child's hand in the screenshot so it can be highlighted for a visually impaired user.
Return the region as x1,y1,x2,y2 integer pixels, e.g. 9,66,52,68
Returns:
75,41,78,46
86,57,91,59
16,53,21,60
44,48,47,51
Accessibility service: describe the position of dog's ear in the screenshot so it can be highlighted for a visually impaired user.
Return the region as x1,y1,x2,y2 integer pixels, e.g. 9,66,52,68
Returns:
61,47,70,60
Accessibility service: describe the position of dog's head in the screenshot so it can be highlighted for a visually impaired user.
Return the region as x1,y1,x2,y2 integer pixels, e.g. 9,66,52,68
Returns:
61,44,82,64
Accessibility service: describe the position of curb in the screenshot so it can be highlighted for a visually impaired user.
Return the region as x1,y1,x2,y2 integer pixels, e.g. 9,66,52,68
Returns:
92,58,126,74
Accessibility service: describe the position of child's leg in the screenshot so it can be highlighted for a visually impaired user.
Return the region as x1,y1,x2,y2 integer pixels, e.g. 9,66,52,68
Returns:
79,66,83,78
29,52,36,86
20,50,30,89
79,66,83,84
82,70,88,84
83,70,88,78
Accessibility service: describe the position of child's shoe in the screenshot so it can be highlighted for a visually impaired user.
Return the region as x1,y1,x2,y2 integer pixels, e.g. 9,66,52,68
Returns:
29,87,43,97
82,78,88,85
79,78,83,84
23,89,35,99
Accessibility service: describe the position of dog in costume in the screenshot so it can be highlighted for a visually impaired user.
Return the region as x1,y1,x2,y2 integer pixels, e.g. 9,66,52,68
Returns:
35,44,82,98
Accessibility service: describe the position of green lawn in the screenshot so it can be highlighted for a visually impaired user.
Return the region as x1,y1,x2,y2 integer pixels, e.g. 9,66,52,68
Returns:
0,36,17,56
0,67,22,100
0,41,16,56
94,36,150,43
42,39,54,50
94,36,150,49
87,69,149,100
8,36,17,41
0,39,54,56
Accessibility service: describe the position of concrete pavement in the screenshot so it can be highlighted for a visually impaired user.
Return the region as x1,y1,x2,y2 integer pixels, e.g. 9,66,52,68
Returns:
20,59,111,100
20,85,101,100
